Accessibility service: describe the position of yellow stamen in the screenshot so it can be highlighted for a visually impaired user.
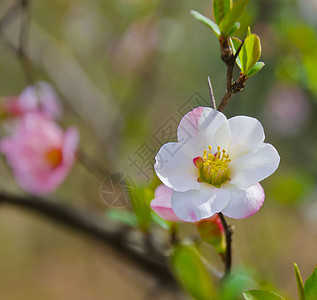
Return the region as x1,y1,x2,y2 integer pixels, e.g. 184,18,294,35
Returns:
194,145,231,187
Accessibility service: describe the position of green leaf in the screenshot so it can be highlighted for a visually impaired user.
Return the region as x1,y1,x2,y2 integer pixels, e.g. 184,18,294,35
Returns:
213,0,232,24
220,269,256,300
243,290,285,300
190,10,220,37
227,22,240,36
230,37,242,70
130,186,152,233
247,26,251,36
246,62,265,77
294,263,305,300
219,0,249,37
151,211,171,230
106,209,138,227
243,33,261,73
171,245,215,300
304,266,317,300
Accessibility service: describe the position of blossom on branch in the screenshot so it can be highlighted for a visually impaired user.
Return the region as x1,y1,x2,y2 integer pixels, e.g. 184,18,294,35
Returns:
154,107,280,222
0,113,78,195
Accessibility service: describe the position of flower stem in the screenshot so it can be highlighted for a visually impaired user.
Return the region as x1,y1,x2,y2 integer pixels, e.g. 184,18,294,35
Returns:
218,212,232,278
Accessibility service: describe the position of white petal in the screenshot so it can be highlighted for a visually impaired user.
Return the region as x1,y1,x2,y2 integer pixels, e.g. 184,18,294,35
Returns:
230,143,280,188
171,184,230,222
177,107,228,154
221,183,265,219
154,142,199,192
226,116,265,158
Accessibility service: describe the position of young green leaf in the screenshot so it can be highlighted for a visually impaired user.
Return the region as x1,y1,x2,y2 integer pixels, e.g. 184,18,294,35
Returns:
247,26,252,36
304,266,317,300
130,187,152,233
151,211,171,230
190,10,220,37
246,62,265,77
243,290,285,300
243,33,261,73
213,0,232,24
220,269,256,300
219,0,249,37
171,245,215,300
106,209,138,227
294,263,305,300
227,22,240,36
230,37,243,70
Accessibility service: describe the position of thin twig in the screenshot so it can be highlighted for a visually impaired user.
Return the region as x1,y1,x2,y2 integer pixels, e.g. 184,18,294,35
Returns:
17,0,34,84
0,1,20,29
207,76,216,109
218,212,232,277
0,192,177,286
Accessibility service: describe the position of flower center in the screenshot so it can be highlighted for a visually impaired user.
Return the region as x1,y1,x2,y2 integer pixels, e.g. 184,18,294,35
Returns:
193,146,231,187
46,148,63,169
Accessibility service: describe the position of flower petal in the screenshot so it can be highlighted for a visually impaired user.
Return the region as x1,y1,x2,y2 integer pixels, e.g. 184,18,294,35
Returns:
221,183,265,219
171,184,230,222
230,143,280,188
226,116,265,158
63,127,79,162
177,107,228,154
151,185,183,222
154,142,199,192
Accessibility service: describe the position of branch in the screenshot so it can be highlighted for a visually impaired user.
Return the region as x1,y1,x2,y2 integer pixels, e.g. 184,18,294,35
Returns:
207,76,216,109
0,192,177,287
218,212,233,277
0,0,34,84
217,37,247,112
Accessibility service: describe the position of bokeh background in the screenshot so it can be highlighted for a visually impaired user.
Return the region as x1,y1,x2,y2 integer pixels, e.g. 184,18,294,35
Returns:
0,0,316,299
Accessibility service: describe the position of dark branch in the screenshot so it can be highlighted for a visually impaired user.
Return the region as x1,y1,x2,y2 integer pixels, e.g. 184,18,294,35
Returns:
0,192,177,287
217,37,247,112
218,212,233,277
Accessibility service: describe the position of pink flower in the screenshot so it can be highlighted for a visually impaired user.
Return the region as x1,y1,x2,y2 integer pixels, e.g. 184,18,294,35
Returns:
3,81,62,120
154,107,280,222
0,113,79,195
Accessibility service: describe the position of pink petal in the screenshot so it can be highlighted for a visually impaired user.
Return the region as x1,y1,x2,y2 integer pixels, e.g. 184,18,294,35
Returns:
221,183,265,219
150,185,183,222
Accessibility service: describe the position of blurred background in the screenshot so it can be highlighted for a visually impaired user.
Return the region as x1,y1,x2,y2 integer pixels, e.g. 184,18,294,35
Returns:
0,0,316,299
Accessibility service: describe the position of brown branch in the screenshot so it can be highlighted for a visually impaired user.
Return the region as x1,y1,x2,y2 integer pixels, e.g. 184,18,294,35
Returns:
218,212,233,277
217,37,247,112
0,192,177,287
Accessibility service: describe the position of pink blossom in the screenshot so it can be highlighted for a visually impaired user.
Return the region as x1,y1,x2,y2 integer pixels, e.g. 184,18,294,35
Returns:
3,81,62,120
154,107,279,222
0,113,78,195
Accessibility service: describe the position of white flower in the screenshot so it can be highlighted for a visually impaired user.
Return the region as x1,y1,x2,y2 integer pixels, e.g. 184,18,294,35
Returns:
154,107,280,222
